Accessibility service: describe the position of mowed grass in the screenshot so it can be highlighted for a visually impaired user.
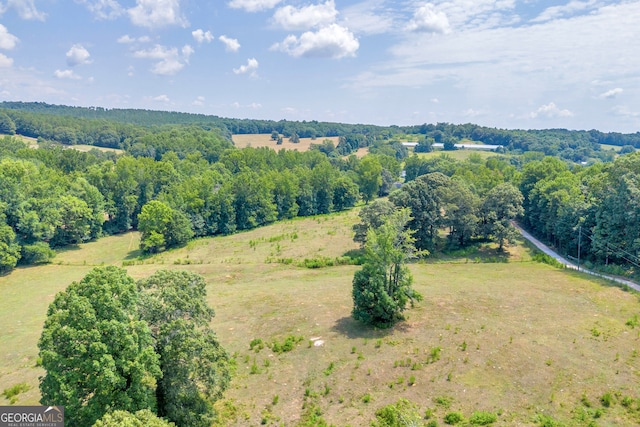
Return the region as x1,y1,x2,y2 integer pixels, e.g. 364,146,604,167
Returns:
1,209,640,426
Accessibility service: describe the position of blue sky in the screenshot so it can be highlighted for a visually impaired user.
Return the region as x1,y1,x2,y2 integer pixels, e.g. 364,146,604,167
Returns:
0,1,639,132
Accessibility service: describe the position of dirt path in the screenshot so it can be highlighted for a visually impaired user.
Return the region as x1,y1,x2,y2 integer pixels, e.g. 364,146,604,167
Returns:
512,222,640,292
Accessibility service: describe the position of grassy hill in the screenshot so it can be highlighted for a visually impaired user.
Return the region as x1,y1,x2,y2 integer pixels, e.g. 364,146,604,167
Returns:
1,209,639,426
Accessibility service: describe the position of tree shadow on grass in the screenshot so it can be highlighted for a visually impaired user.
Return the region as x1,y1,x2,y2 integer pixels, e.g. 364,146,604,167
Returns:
332,316,394,340
124,248,144,260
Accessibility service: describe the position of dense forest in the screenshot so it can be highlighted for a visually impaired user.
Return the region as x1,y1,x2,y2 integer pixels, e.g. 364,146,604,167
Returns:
0,102,639,281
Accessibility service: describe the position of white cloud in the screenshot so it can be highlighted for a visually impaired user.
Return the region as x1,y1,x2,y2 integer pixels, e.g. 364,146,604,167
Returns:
118,35,136,44
133,44,192,75
76,0,123,19
117,35,151,44
339,0,396,35
272,0,338,31
153,94,170,102
233,58,259,77
463,108,486,117
407,4,450,34
598,88,623,99
192,29,214,43
348,2,640,130
219,35,240,52
612,105,640,118
228,0,282,12
66,44,92,66
0,24,18,50
0,52,13,67
532,0,598,23
432,0,517,31
529,102,574,119
54,69,82,80
192,96,205,106
0,0,46,20
128,0,186,28
182,44,194,61
271,24,359,59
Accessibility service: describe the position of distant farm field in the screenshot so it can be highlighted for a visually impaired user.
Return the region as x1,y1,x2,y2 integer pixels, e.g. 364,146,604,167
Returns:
1,210,639,425
414,149,501,161
232,134,340,152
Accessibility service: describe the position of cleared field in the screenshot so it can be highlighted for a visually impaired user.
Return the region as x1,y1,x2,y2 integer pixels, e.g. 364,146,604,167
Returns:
232,134,340,152
414,149,502,161
1,134,124,154
600,143,623,152
1,211,639,426
70,144,124,154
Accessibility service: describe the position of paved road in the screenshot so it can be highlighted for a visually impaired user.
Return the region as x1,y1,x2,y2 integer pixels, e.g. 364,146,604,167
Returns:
512,222,640,292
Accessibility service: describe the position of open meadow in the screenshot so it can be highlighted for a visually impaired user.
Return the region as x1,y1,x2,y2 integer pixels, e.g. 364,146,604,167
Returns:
231,134,369,158
1,209,640,426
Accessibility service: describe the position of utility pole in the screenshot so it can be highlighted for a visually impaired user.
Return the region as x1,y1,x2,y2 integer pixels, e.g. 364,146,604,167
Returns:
577,226,582,271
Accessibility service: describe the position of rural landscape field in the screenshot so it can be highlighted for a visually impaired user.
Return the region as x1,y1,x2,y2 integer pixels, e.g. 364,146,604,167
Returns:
1,209,639,426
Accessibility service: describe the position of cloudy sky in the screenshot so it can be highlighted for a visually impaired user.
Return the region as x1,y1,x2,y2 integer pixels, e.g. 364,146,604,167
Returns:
0,0,639,132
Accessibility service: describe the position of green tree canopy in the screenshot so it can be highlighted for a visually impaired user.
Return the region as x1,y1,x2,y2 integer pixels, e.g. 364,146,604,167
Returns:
38,267,161,427
481,183,524,250
93,410,175,427
138,270,230,427
352,209,422,328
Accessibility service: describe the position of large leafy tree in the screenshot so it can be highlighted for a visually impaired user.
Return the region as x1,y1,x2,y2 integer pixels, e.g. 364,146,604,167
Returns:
356,156,382,204
352,199,396,247
352,209,422,328
38,267,161,427
481,183,524,250
138,200,194,253
138,270,230,427
389,172,450,251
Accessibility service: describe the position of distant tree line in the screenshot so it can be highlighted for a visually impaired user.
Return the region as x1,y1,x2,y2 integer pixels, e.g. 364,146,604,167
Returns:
2,102,640,163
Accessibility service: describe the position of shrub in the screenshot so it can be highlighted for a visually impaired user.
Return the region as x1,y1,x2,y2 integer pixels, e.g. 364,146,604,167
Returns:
249,338,265,352
600,392,613,407
20,242,56,265
444,412,464,425
469,411,498,425
372,398,422,427
271,335,304,353
2,382,30,404
434,395,453,409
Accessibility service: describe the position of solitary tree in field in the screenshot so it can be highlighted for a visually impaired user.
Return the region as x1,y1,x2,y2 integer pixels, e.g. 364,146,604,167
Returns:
352,209,422,328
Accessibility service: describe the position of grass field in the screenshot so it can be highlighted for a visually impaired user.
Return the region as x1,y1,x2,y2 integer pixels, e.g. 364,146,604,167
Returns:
232,134,340,151
230,134,370,158
414,149,502,162
1,210,640,426
1,134,124,154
